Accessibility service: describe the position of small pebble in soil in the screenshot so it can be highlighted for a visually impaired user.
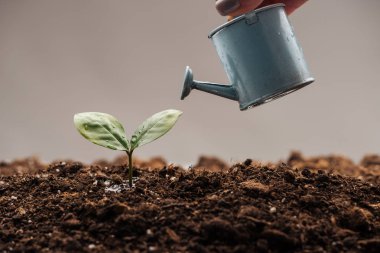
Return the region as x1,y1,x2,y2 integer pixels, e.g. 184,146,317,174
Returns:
146,229,153,236
11,196,17,200
159,167,167,177
243,159,252,166
88,244,96,249
270,207,277,213
17,207,26,215
148,246,158,252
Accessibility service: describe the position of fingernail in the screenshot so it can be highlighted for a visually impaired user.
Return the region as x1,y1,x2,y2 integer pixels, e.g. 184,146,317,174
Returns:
216,0,241,16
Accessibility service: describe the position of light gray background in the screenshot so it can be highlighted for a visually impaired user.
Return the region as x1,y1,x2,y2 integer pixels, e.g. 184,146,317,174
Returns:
0,0,379,164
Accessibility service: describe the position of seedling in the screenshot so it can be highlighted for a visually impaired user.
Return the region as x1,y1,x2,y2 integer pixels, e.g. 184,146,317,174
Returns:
74,109,182,187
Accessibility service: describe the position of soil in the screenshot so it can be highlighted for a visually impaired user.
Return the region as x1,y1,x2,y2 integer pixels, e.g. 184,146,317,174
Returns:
0,152,379,253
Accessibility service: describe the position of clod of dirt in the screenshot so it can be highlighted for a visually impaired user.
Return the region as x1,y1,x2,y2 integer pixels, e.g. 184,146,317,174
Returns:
260,228,298,249
338,207,374,232
240,180,270,196
200,218,245,244
357,238,380,253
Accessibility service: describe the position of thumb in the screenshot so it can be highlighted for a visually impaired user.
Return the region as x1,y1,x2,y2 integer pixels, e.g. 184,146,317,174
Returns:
216,0,264,17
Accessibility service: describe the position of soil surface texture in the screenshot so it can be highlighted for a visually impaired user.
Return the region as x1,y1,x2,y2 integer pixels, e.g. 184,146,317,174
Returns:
0,152,379,252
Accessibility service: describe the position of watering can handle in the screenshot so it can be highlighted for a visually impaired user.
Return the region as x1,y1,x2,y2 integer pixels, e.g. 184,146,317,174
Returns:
245,10,259,24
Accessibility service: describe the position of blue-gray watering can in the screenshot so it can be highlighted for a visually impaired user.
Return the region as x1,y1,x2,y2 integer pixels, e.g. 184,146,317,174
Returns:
181,4,314,110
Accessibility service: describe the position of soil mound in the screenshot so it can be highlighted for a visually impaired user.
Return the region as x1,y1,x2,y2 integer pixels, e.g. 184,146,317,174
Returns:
0,153,379,252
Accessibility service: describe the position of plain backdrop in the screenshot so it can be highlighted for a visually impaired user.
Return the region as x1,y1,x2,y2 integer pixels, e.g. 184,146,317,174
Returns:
0,0,379,164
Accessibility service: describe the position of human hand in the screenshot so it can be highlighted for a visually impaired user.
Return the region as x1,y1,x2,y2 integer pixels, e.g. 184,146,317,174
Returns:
215,0,307,19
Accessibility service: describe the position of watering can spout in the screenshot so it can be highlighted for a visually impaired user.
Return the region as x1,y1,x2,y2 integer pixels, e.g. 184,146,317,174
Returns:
181,66,238,101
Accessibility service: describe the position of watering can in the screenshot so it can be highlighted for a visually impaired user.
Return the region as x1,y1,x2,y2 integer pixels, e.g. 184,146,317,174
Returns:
181,4,314,110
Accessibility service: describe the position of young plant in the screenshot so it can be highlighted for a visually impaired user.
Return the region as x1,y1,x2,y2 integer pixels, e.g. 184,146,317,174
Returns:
74,109,182,187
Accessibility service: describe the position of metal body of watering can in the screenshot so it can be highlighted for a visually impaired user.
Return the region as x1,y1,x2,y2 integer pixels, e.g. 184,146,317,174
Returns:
181,4,314,110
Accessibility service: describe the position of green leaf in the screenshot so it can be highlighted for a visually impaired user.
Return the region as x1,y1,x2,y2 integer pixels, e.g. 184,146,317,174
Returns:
130,109,182,150
74,112,130,151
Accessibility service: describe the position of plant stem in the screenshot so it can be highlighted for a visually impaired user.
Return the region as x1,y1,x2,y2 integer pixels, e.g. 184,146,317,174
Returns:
126,150,134,187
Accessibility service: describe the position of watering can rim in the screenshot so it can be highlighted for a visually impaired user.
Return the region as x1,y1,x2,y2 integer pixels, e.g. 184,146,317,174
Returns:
208,3,285,38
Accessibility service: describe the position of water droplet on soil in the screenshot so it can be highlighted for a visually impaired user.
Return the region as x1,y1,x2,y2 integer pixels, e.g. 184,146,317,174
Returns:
105,184,121,193
104,179,138,193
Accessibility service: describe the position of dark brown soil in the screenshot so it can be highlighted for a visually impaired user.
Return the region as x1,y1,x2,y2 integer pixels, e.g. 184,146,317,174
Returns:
0,152,379,252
